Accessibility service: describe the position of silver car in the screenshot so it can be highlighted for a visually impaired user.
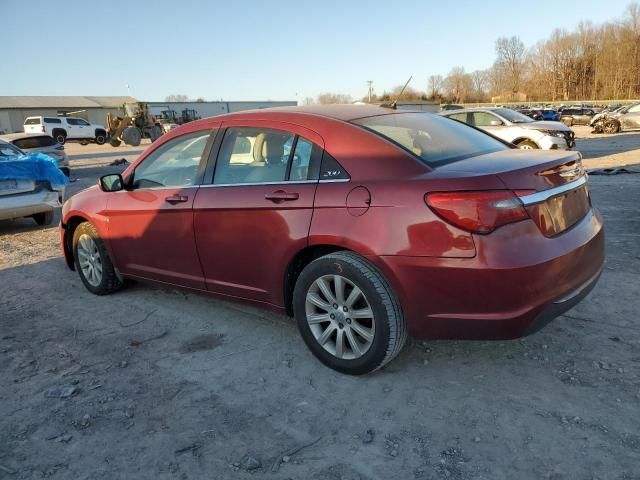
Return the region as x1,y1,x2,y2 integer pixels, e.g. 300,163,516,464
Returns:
0,133,69,171
440,107,575,150
0,140,65,226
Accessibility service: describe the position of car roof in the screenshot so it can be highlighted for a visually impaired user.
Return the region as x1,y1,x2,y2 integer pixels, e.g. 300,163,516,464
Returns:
212,104,417,122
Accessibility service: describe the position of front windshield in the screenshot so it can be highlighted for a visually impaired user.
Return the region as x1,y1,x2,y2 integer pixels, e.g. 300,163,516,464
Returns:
353,112,507,166
493,108,534,123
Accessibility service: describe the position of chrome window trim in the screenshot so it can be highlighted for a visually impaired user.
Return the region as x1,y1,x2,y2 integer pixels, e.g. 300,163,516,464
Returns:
199,180,318,188
518,175,587,206
319,178,350,183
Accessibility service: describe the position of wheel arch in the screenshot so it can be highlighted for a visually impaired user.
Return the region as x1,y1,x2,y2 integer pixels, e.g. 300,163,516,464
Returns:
283,244,353,316
512,137,539,148
62,214,91,270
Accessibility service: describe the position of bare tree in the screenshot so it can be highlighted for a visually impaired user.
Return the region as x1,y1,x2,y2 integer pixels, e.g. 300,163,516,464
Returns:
470,70,489,101
444,67,472,103
495,36,526,97
427,75,444,99
165,94,189,102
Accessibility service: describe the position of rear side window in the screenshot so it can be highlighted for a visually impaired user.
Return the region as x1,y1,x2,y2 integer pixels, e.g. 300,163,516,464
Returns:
12,136,56,149
24,118,41,125
213,127,321,185
44,118,62,124
353,113,507,166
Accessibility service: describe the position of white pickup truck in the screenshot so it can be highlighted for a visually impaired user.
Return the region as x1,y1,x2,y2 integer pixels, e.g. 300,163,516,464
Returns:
24,116,107,145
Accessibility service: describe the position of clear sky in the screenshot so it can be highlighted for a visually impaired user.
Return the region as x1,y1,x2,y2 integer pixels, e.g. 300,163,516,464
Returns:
0,0,633,102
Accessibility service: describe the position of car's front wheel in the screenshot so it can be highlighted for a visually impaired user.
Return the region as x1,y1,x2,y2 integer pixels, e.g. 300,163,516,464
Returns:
72,222,124,295
517,139,538,149
293,252,406,375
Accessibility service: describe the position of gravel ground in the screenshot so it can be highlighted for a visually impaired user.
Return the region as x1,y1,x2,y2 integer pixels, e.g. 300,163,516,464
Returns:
0,131,639,479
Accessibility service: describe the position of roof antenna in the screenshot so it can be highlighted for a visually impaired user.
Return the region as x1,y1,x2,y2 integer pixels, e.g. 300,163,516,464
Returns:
388,75,413,109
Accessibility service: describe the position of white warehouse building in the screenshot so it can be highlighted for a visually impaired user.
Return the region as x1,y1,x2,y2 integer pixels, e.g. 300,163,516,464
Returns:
0,97,297,134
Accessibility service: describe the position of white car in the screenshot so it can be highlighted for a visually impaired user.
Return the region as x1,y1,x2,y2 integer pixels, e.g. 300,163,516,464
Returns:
0,140,65,226
24,116,107,146
440,107,575,150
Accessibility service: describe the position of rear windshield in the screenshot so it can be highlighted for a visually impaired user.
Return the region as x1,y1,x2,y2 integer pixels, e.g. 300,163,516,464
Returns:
0,143,23,158
13,136,56,149
352,112,507,166
24,118,41,125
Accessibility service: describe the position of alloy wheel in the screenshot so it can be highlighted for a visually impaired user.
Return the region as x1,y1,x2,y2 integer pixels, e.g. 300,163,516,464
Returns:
77,234,102,287
305,274,375,360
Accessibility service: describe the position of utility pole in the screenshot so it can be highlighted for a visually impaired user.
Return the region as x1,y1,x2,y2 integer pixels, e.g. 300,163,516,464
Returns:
366,81,374,103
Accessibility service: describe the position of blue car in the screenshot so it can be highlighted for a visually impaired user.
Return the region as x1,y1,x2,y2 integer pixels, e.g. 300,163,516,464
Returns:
541,109,560,121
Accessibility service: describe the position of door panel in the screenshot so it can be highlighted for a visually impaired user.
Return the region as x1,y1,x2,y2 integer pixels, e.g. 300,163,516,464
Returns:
106,187,205,289
193,183,317,305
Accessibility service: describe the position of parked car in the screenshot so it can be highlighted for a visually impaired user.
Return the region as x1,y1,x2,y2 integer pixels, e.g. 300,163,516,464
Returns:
540,109,561,121
517,108,543,121
559,108,596,126
439,104,463,111
589,103,640,133
440,107,575,149
0,133,69,175
24,116,107,145
60,105,604,374
0,140,67,226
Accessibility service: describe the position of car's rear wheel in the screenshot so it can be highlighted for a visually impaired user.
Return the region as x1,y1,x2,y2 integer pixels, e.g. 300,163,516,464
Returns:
95,131,107,145
73,222,124,295
293,251,406,375
517,139,538,149
53,131,67,145
32,211,54,226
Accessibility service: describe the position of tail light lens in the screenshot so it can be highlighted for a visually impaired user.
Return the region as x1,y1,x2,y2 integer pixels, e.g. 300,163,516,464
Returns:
41,126,46,133
425,190,529,234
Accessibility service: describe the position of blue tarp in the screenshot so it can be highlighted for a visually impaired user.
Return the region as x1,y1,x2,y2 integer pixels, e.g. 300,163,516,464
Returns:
0,152,69,186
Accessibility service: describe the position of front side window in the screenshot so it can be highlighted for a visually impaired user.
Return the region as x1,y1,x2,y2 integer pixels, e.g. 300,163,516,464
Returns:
353,113,507,166
471,112,502,127
132,131,211,188
76,119,90,126
213,127,320,185
66,118,79,125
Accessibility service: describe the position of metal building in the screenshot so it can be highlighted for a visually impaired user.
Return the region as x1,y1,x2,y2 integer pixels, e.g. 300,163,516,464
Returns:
146,101,297,119
0,96,137,134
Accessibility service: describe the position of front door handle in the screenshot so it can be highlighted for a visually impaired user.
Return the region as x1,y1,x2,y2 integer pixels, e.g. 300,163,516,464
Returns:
165,195,188,204
265,190,299,202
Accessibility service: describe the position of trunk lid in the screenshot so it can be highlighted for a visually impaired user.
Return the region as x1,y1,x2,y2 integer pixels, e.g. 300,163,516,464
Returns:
434,149,590,237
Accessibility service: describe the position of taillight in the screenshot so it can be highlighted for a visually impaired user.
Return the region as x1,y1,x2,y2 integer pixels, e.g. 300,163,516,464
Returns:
41,126,46,133
425,190,529,234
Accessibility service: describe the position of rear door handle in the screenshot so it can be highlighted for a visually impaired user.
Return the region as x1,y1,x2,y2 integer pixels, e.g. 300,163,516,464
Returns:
265,190,299,202
165,195,188,204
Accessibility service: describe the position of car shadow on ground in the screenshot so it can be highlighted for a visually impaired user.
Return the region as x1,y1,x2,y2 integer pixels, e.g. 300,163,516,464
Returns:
575,131,640,159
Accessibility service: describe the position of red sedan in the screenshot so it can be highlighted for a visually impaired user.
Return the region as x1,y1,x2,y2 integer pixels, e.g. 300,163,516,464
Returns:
60,105,604,374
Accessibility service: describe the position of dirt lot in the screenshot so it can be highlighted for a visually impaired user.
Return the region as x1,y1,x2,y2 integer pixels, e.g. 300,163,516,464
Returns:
1,128,639,479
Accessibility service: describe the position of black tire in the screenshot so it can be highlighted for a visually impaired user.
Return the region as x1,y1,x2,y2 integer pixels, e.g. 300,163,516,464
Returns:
122,127,141,147
53,130,67,145
72,222,124,295
149,125,162,142
80,140,89,146
32,210,54,226
516,139,539,149
293,251,406,375
603,119,620,134
95,131,106,145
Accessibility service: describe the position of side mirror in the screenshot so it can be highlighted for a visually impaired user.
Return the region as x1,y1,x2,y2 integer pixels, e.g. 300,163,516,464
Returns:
99,173,124,192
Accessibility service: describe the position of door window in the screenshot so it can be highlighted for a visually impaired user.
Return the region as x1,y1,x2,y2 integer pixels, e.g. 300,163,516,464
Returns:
66,118,79,125
131,131,212,188
76,119,90,126
213,127,320,185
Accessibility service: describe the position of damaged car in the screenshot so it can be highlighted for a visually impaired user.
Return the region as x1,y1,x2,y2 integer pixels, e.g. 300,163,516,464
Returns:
0,140,68,226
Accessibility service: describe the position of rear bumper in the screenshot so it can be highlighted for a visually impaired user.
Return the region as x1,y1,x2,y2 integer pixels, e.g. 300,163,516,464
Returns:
370,208,605,339
0,190,63,221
